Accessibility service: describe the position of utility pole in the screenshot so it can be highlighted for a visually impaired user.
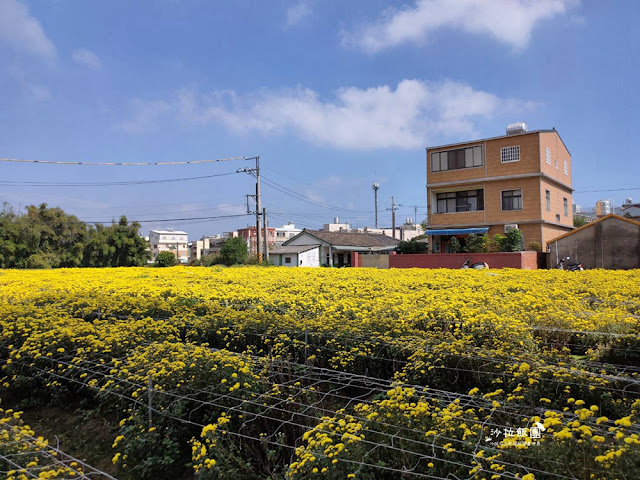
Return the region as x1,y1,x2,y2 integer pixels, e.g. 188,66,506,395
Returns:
239,156,262,260
255,156,262,262
372,182,380,228
387,196,398,239
263,207,269,264
398,204,426,225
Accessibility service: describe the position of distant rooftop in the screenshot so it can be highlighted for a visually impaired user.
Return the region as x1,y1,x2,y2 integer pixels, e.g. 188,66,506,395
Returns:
150,229,188,235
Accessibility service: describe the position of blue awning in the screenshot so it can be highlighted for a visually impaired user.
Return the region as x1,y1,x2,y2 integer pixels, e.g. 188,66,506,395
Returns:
425,227,489,236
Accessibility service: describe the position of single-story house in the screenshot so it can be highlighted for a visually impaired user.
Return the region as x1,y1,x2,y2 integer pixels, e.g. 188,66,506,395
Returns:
270,245,320,267
548,214,640,269
282,230,400,267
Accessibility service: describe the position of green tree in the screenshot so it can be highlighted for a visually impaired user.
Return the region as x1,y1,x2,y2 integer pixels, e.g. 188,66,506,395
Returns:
573,215,589,228
83,216,150,267
0,203,88,268
219,237,248,266
0,204,150,268
155,251,177,267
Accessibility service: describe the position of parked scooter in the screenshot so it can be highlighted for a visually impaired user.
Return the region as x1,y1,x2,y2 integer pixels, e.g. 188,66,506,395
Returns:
462,258,489,270
556,257,584,271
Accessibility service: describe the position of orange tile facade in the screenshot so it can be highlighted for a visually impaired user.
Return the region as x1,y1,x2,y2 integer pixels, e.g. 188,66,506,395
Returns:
426,130,573,248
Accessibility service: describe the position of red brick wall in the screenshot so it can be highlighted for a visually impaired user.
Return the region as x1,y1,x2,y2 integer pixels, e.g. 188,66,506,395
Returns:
389,252,539,269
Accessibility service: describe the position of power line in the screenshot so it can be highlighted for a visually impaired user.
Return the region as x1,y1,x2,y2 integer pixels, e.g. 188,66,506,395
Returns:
261,175,371,214
0,171,240,187
83,204,246,221
82,213,251,224
575,186,640,193
0,155,252,166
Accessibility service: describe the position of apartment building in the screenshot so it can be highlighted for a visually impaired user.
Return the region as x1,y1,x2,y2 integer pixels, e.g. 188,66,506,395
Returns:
149,229,189,263
275,222,302,245
426,124,573,252
236,226,276,255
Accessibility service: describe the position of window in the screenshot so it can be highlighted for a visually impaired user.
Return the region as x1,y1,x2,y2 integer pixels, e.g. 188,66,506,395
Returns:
501,145,520,163
502,189,523,210
563,198,568,216
563,160,568,175
284,257,292,264
555,158,558,169
545,147,551,165
432,145,482,172
556,214,561,222
436,189,484,213
545,190,551,211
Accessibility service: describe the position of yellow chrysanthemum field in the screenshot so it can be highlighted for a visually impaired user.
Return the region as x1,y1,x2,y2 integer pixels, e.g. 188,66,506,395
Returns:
1,267,639,480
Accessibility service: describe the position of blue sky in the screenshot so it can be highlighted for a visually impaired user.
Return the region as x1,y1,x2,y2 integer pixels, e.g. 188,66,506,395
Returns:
1,0,638,239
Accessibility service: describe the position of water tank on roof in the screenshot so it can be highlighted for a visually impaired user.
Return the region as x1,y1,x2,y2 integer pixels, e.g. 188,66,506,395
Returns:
506,122,528,135
596,200,611,217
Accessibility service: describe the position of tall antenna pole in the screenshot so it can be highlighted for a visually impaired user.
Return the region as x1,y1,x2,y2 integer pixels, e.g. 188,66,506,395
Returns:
372,182,380,228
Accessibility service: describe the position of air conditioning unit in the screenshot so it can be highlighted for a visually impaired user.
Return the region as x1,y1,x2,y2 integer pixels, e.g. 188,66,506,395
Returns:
505,224,518,232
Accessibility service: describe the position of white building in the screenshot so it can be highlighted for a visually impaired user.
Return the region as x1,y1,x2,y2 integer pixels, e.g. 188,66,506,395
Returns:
270,245,320,267
322,218,351,232
275,222,302,245
149,229,189,263
190,235,226,262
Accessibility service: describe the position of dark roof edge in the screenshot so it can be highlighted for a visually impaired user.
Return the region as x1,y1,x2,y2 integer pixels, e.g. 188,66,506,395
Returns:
426,129,571,156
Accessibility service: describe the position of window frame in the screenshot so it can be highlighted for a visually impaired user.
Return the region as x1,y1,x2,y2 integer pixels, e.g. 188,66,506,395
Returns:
563,197,568,216
501,189,523,211
545,147,551,165
500,145,520,163
545,190,551,211
435,189,484,214
563,160,568,176
431,145,483,172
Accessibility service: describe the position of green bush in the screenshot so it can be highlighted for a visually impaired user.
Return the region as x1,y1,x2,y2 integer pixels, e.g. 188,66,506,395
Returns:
155,251,177,267
503,228,524,252
397,241,428,254
464,234,489,253
449,237,462,253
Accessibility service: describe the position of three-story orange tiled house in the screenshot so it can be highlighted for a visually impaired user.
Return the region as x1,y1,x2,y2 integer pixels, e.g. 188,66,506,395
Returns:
425,124,573,252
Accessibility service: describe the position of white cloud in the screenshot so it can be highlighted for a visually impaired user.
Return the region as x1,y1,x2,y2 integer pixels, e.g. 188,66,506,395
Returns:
8,65,51,101
72,48,102,70
0,0,56,61
119,80,536,150
345,0,578,53
286,1,312,28
118,98,171,133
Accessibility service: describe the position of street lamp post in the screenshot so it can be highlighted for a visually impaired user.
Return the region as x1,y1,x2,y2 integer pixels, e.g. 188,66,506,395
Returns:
372,182,380,228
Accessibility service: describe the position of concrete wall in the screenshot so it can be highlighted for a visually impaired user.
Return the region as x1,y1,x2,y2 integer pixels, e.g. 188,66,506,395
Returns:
390,252,539,270
356,253,391,269
550,217,640,269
